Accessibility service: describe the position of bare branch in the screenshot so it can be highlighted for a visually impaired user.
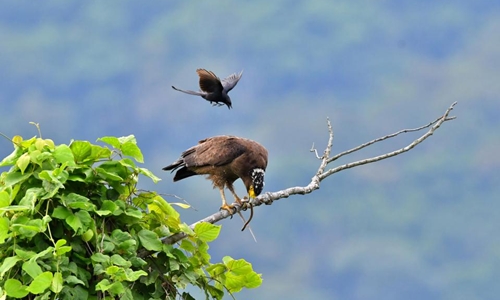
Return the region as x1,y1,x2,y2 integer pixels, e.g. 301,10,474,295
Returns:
138,102,457,258
319,101,457,179
328,105,456,163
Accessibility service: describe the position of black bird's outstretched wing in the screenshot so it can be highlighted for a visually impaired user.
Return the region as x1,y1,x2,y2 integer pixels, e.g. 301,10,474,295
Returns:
221,70,243,93
196,69,223,94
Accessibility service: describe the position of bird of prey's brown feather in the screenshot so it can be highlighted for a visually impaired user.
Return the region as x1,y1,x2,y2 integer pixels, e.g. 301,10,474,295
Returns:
172,69,243,109
162,136,268,212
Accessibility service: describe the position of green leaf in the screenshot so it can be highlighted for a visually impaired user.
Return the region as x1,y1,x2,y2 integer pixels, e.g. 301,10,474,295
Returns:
91,253,110,263
51,271,63,293
96,278,125,295
124,269,148,281
243,270,263,289
65,275,85,286
0,143,23,167
137,229,162,251
4,171,31,187
117,135,137,144
4,278,29,298
13,218,44,237
62,192,90,204
30,150,52,166
82,229,94,242
124,207,143,219
170,202,191,209
179,240,195,252
138,167,161,183
96,200,118,216
70,141,92,163
111,229,132,243
60,285,88,299
207,285,224,299
0,190,10,208
90,144,112,160
95,166,124,182
147,195,180,220
38,170,63,184
110,254,131,267
179,223,195,235
117,239,137,252
66,214,82,232
16,152,31,174
97,136,121,149
121,142,144,163
55,239,72,256
55,239,67,248
35,138,55,151
0,205,30,212
75,210,92,227
19,135,36,148
221,256,262,292
39,170,64,197
29,150,52,166
29,246,53,262
22,260,43,279
14,249,36,260
52,206,72,219
0,217,10,243
105,265,121,276
53,144,76,166
224,272,245,293
0,256,21,279
18,187,42,210
26,271,53,294
206,264,226,278
194,222,221,242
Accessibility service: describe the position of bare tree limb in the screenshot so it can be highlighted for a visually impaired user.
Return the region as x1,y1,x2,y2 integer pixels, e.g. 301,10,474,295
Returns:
138,102,457,258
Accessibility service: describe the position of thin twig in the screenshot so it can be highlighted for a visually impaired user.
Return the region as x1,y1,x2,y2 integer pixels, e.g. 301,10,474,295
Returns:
310,143,322,159
328,114,455,163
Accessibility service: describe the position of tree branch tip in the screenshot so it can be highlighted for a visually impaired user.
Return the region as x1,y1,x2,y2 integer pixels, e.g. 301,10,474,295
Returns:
310,142,323,159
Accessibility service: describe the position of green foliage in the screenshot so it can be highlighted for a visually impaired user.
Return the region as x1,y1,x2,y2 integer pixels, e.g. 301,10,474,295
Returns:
0,133,261,299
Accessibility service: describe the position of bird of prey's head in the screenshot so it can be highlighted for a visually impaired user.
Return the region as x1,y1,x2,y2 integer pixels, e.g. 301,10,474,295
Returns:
247,168,265,198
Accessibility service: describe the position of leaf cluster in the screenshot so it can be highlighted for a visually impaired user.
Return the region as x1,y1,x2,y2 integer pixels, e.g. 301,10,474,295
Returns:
0,133,261,299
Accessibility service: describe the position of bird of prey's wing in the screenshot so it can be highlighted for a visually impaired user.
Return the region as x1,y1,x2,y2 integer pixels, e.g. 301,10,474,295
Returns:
221,70,243,93
181,136,247,168
196,69,223,94
171,86,206,96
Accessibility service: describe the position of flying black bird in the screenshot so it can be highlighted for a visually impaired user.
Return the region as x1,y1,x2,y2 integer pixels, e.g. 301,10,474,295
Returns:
163,136,268,213
172,69,243,109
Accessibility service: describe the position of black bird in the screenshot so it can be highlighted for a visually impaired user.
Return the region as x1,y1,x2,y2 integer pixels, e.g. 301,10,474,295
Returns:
162,135,268,212
172,69,243,109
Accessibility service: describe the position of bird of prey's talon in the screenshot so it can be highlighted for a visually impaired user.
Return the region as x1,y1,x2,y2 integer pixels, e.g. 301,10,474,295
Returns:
220,204,236,218
240,197,251,211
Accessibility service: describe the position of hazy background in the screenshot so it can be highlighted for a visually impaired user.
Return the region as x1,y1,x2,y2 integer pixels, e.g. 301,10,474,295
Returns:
1,1,499,299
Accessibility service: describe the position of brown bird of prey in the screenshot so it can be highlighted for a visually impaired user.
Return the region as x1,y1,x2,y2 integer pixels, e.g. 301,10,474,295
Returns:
172,69,243,109
163,136,268,213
